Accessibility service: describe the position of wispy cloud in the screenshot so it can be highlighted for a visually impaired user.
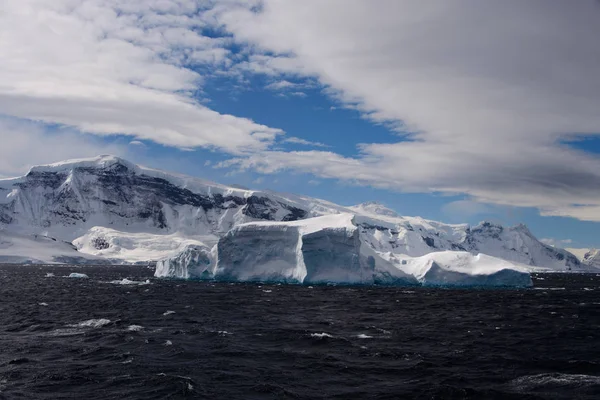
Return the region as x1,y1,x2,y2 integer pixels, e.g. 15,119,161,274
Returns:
283,137,329,148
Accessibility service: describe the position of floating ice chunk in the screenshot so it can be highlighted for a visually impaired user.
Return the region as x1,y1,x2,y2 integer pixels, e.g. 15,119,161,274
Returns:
68,273,89,279
164,340,173,346
127,325,144,332
70,319,111,328
45,273,55,278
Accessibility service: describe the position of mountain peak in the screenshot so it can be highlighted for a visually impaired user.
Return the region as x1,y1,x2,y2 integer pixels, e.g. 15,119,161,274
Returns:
27,155,136,175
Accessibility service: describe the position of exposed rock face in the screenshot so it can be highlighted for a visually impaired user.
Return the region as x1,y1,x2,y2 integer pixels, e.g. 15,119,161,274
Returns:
0,155,307,240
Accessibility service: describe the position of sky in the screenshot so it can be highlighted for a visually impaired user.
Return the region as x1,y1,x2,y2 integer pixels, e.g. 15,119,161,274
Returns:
1,0,600,248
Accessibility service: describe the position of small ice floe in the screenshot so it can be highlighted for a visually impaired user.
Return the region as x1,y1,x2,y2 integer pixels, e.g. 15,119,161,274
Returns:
164,340,173,346
162,310,175,316
127,325,144,332
69,319,111,328
109,278,151,286
310,332,333,339
357,334,374,339
45,273,55,278
68,273,89,278
38,302,48,306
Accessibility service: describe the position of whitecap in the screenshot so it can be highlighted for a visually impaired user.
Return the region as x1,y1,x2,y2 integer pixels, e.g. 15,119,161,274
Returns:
357,334,373,339
262,290,272,293
69,318,111,328
218,331,232,336
163,310,175,316
39,302,48,306
164,340,173,346
109,278,151,286
45,273,55,278
310,332,333,338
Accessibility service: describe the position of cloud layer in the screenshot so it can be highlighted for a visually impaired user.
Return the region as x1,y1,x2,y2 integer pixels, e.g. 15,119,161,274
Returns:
4,1,600,221
0,0,281,154
214,0,600,221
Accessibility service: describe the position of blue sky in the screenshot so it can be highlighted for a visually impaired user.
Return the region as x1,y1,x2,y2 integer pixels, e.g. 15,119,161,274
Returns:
2,1,600,249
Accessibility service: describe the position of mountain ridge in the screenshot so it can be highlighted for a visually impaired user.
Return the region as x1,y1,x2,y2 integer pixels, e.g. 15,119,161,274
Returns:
0,155,585,270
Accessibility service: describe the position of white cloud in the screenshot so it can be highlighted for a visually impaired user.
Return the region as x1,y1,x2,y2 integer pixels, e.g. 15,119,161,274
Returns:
0,117,127,178
213,1,600,221
283,137,329,148
265,80,301,91
0,0,282,155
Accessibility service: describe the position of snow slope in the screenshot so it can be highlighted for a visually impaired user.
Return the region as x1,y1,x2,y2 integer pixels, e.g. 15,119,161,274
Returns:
73,226,217,264
0,155,583,274
0,230,103,264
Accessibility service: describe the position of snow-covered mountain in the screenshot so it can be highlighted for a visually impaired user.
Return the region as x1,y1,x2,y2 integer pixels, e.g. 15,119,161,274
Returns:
566,248,600,269
0,155,583,272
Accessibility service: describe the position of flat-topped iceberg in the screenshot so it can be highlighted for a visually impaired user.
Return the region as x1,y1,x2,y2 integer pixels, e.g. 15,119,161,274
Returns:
214,214,416,284
155,214,532,287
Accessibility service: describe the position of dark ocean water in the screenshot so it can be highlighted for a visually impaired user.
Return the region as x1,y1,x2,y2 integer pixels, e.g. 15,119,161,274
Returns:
0,266,599,399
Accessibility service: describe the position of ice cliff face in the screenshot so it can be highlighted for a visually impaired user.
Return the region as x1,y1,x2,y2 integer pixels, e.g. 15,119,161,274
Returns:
213,214,415,284
0,155,584,276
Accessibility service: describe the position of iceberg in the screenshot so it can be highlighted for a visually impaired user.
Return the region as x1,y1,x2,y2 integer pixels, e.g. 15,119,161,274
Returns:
382,251,533,288
155,214,532,287
155,244,215,279
214,214,416,285
154,213,531,287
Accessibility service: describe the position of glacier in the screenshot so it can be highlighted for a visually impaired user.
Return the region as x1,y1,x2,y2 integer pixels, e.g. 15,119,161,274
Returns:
0,155,593,287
